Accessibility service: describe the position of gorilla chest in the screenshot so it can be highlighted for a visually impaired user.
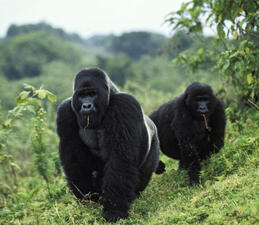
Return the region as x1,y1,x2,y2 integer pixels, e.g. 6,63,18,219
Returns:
79,128,104,156
193,120,211,142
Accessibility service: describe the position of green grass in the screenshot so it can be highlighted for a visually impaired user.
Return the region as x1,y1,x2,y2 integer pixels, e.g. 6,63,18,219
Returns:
0,113,258,225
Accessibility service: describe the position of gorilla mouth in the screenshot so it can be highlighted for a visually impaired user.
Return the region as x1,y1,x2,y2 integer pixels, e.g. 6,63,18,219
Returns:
202,114,211,131
82,115,90,129
202,114,208,126
81,111,100,129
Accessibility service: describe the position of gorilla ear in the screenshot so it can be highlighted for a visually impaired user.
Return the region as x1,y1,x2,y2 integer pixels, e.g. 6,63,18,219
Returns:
182,92,189,108
72,76,76,92
183,92,189,102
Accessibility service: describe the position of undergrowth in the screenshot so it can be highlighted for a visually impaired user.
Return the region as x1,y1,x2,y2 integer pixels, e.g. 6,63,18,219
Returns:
0,88,258,224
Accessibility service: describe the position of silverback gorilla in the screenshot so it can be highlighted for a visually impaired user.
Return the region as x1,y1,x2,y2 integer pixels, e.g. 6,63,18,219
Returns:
56,68,160,222
150,82,226,184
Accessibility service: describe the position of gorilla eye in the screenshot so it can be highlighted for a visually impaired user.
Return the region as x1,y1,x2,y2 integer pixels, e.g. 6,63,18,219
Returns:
87,91,96,97
78,93,86,98
78,91,96,98
195,95,209,101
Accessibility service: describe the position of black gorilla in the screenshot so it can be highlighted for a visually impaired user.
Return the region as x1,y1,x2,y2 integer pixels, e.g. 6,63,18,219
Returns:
56,68,159,222
150,82,226,184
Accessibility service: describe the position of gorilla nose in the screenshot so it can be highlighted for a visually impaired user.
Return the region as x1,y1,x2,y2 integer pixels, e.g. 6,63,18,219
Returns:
199,105,208,113
82,102,94,112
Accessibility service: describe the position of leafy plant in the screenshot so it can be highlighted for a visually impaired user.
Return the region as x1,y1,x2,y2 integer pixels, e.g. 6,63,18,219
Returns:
0,84,57,197
166,0,259,111
16,84,57,195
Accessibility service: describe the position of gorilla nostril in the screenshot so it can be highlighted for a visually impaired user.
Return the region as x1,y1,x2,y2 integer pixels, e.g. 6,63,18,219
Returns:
199,105,207,113
82,103,93,110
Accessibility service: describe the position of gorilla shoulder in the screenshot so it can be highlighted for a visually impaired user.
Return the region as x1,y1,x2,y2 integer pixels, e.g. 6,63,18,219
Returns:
110,92,143,117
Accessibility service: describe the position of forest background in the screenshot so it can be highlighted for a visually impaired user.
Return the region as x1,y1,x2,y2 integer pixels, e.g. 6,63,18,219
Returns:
0,0,258,224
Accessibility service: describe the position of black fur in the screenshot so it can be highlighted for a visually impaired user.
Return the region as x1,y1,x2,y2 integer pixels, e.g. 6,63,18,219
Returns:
56,68,159,222
150,82,226,184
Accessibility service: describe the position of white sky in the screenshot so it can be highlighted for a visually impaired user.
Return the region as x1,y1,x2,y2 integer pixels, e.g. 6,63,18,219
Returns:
0,0,186,38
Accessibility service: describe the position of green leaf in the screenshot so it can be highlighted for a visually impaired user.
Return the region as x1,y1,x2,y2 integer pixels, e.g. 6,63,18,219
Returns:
247,73,253,84
17,192,28,201
24,83,36,92
222,60,230,71
36,89,47,99
233,31,238,40
10,106,26,117
217,23,225,39
247,137,256,143
0,209,11,216
16,91,30,104
26,105,37,115
46,91,57,102
28,187,39,199
27,98,41,110
197,48,204,55
2,118,12,128
10,162,21,170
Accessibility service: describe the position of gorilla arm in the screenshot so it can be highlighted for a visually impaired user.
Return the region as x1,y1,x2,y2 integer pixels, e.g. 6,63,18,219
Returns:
57,98,102,199
100,93,143,221
171,99,201,184
210,99,226,153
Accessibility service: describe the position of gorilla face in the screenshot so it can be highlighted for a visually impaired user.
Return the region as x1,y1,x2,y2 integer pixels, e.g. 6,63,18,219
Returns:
72,68,110,128
184,82,216,120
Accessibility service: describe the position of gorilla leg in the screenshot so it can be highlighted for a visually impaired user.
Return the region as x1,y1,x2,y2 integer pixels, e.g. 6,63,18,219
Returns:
155,160,166,174
179,141,201,184
137,134,160,193
63,154,104,202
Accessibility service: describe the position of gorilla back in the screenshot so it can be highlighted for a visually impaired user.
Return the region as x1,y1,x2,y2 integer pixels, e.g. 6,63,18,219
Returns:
150,82,226,184
56,68,159,222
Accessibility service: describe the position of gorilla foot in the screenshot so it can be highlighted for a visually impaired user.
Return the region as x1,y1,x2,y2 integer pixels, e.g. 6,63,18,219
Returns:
189,175,200,186
102,210,128,222
155,160,166,174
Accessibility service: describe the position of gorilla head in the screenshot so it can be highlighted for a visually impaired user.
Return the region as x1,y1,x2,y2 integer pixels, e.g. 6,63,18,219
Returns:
71,68,112,129
184,82,216,122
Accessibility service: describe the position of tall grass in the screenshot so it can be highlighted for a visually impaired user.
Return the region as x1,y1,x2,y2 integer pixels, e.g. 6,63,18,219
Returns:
0,85,258,224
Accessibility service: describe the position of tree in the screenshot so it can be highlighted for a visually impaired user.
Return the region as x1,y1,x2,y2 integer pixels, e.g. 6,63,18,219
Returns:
110,32,167,60
6,22,84,44
1,30,82,79
96,53,133,86
166,0,259,110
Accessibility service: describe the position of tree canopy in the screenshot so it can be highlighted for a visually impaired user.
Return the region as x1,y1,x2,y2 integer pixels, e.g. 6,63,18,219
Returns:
110,32,167,60
0,31,82,79
166,0,259,109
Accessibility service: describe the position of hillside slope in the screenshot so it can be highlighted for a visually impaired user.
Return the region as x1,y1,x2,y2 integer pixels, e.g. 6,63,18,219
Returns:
0,115,258,224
